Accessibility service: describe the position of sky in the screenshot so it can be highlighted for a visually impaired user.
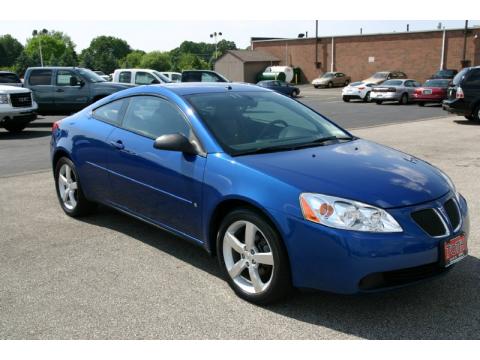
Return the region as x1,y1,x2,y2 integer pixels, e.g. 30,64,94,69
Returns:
1,20,478,53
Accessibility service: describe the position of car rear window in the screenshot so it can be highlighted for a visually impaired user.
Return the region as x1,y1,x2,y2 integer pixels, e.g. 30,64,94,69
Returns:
382,80,403,86
0,73,20,83
28,69,52,85
452,68,469,86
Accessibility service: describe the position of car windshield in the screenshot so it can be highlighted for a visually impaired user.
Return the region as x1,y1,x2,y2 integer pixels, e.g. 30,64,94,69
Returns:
435,70,454,77
78,68,107,83
452,68,469,86
382,80,403,86
424,79,450,87
186,91,351,156
153,71,172,83
372,72,389,79
321,73,334,78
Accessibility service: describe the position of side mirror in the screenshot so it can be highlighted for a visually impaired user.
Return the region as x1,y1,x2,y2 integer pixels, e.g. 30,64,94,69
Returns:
153,133,198,155
69,76,79,86
79,79,85,87
151,79,160,84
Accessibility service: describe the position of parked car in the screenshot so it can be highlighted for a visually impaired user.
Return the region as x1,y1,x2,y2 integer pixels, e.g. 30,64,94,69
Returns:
443,66,480,122
363,71,408,85
0,71,23,87
181,70,229,83
413,79,450,106
0,85,38,133
24,67,133,114
112,69,171,86
430,69,458,80
256,80,300,97
51,83,468,304
93,70,111,81
341,81,374,102
312,72,351,88
161,72,182,83
370,79,421,105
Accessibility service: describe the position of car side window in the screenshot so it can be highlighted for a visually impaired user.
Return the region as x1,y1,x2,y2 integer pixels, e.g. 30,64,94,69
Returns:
29,69,52,86
92,99,127,126
56,70,77,86
122,96,190,139
118,71,131,83
464,70,480,86
135,72,157,85
404,81,412,87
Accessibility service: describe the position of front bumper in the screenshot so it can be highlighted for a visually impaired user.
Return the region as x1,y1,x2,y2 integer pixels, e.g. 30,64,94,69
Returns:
0,102,38,123
271,191,469,294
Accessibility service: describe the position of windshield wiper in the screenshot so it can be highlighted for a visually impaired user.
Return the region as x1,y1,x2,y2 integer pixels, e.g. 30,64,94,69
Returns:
234,136,355,156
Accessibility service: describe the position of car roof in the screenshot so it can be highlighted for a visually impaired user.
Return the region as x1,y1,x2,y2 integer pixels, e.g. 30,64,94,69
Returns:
0,71,17,74
118,82,268,96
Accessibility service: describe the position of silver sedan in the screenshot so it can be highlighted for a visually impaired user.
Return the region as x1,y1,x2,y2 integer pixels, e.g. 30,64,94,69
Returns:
370,79,421,105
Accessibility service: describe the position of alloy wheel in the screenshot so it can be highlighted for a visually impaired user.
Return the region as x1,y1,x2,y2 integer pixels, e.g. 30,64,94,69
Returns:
222,220,274,294
58,163,78,210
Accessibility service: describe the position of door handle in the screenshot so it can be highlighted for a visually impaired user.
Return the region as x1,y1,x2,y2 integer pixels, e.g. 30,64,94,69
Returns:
56,88,64,92
110,140,125,150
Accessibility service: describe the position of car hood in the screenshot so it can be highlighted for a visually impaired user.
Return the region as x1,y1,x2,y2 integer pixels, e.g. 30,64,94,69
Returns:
235,139,451,209
0,84,29,93
93,82,134,90
362,78,385,85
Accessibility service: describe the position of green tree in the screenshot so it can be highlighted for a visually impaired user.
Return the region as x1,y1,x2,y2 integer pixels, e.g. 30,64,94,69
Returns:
139,51,171,71
24,30,77,66
79,36,131,73
120,50,145,68
0,34,24,67
176,53,208,71
12,51,40,76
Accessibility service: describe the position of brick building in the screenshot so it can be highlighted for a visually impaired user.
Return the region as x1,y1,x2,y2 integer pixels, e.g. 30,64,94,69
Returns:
251,27,480,83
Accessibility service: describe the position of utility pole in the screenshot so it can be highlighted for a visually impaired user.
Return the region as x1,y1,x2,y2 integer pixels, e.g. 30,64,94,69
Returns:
315,20,319,69
462,20,469,68
32,29,48,67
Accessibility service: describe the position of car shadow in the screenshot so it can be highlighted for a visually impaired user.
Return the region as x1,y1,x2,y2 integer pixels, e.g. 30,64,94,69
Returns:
0,130,52,139
454,120,480,126
79,206,480,339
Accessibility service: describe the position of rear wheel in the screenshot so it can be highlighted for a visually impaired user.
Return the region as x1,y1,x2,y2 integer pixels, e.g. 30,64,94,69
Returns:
4,123,27,133
328,81,333,88
465,115,474,121
314,85,319,89
472,106,480,122
399,93,408,105
217,208,292,304
418,102,425,106
344,80,350,86
291,90,299,97
54,157,96,217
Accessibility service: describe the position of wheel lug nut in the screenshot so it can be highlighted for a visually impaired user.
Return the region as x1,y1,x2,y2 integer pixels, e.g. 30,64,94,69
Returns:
241,254,245,259
252,260,256,264
250,250,255,255
246,262,249,267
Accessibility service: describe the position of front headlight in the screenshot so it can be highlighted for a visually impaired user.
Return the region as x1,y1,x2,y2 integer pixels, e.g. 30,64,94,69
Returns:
299,193,402,233
0,94,8,104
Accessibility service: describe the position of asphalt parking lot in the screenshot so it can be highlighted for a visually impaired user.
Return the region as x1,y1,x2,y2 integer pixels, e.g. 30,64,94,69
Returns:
1,88,479,339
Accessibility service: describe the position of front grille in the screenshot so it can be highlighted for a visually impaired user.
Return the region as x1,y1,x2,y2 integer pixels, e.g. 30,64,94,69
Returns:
411,209,447,237
359,262,448,290
444,198,460,230
10,92,32,108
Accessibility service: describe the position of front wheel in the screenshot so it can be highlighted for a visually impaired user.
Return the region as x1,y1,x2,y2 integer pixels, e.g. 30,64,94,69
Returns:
291,90,299,97
471,106,480,122
418,102,425,106
217,208,292,304
344,80,350,86
376,100,383,105
342,96,350,102
54,157,96,217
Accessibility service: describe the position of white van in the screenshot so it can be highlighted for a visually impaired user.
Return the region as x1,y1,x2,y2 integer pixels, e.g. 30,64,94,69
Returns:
112,69,171,86
160,72,182,83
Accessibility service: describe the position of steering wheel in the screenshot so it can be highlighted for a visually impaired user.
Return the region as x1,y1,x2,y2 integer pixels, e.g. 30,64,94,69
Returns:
258,120,289,139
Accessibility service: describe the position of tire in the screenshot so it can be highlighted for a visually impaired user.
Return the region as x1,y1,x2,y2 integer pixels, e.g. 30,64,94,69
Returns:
418,102,425,106
363,92,371,102
472,106,480,122
465,115,474,121
376,100,383,105
344,80,350,86
291,90,299,98
314,85,319,89
217,208,292,305
54,157,96,217
399,93,408,105
342,96,350,102
4,123,27,133
328,81,333,88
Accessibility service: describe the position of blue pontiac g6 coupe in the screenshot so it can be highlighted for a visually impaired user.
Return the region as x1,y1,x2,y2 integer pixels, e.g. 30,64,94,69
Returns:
50,83,469,304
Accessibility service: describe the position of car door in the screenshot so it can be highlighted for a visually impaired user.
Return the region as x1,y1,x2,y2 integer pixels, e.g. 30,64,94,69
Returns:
26,69,55,112
334,73,343,86
404,80,417,96
106,95,206,239
54,69,90,113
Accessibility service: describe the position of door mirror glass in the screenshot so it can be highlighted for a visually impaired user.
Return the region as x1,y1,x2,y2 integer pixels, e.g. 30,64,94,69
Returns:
153,133,197,155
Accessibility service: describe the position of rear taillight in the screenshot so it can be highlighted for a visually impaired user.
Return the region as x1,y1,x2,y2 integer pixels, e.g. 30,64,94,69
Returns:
456,87,464,99
358,86,365,90
52,121,60,133
415,88,421,94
